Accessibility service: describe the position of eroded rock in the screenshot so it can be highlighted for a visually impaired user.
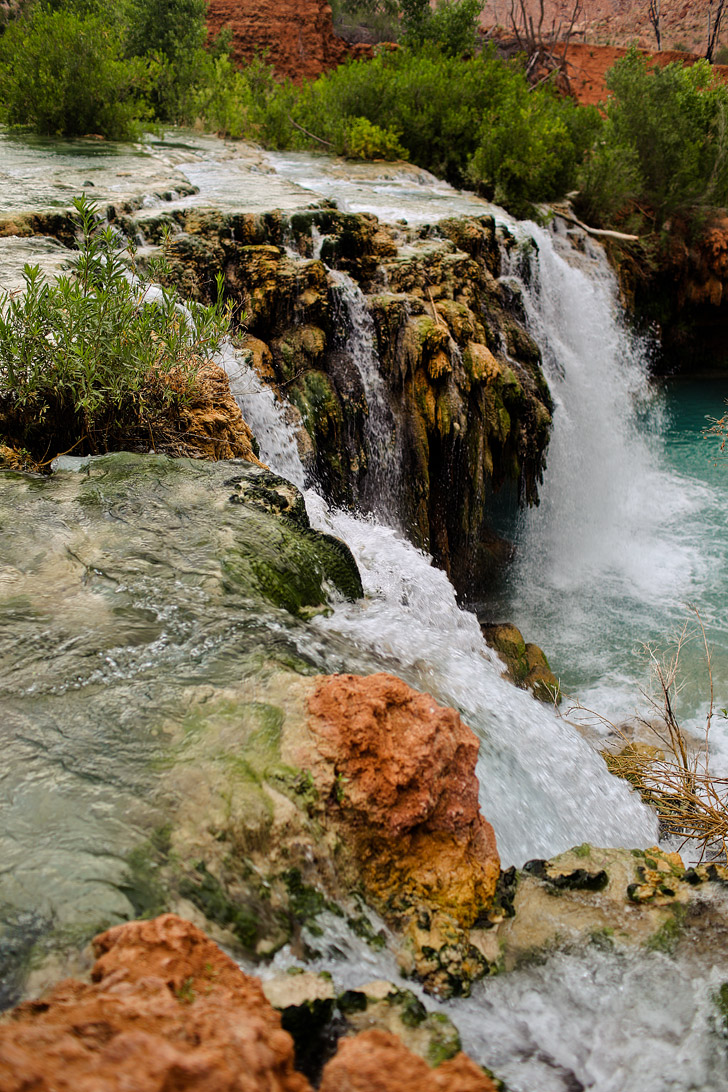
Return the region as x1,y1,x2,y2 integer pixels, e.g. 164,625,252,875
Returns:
0,914,310,1092
480,621,561,703
318,1028,498,1092
494,843,728,969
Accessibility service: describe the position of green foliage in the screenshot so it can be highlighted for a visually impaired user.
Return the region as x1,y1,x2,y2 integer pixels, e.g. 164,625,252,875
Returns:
340,116,406,159
402,0,484,56
0,195,230,458
577,50,728,229
0,4,150,138
124,0,208,121
289,45,598,211
468,80,600,216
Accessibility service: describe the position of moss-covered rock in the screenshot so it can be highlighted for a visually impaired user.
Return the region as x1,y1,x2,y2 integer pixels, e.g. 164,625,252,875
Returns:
481,622,561,703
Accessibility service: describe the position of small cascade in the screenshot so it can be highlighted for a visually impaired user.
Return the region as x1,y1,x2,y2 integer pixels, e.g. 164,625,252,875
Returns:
328,269,402,522
216,341,306,490
220,230,659,866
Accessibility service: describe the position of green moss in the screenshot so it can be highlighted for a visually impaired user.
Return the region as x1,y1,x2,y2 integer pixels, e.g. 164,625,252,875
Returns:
646,905,687,954
280,868,342,935
346,912,386,950
179,861,260,951
572,843,592,858
390,989,427,1028
120,824,172,919
425,1012,462,1066
714,982,728,1033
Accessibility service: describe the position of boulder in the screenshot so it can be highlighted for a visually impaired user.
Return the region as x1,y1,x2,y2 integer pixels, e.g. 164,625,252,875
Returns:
481,622,561,703
318,1028,498,1092
0,914,310,1092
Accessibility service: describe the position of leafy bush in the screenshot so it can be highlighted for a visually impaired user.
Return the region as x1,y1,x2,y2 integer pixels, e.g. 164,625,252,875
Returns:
124,0,208,121
0,5,150,138
341,116,405,158
288,45,598,212
0,196,231,458
577,50,728,229
401,0,484,56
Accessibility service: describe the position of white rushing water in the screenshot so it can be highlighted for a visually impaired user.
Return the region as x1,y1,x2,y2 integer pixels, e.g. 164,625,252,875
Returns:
222,308,658,865
328,268,402,522
496,221,728,750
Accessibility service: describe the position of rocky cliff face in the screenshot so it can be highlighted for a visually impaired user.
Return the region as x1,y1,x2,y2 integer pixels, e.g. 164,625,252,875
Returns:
610,216,728,373
481,0,727,55
137,204,552,600
206,0,369,80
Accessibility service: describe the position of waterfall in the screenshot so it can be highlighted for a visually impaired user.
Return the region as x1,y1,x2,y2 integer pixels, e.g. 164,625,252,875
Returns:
328,269,402,522
224,280,658,866
499,221,711,719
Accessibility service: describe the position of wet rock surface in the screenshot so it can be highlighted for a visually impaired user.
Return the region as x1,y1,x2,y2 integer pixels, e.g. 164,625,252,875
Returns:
0,915,499,1092
318,1028,499,1092
493,844,728,969
0,915,310,1092
480,621,561,703
130,205,552,600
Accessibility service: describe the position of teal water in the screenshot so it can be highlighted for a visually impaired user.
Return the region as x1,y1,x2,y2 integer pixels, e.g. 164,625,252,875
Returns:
504,367,728,761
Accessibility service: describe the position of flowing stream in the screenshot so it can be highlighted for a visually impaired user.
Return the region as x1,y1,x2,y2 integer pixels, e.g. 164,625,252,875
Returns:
1,131,728,1088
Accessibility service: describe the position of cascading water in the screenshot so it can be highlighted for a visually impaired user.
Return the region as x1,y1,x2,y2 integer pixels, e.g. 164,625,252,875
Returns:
494,220,728,753
328,269,402,522
223,318,658,866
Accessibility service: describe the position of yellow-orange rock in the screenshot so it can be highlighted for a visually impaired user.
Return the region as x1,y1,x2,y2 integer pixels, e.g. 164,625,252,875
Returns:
319,1029,498,1092
166,361,265,464
0,914,310,1092
305,673,500,927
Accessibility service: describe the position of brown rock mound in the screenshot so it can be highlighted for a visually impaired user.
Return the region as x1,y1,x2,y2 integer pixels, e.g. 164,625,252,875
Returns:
0,914,309,1092
306,673,500,926
319,1029,498,1092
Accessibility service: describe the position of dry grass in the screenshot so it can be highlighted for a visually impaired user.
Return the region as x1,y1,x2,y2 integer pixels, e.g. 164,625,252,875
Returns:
567,609,728,862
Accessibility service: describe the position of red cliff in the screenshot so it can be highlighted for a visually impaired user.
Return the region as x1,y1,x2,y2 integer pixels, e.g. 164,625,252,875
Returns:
206,0,369,81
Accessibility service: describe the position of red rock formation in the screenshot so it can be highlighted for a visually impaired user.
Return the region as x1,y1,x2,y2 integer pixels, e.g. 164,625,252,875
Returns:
206,0,370,81
319,1029,499,1092
561,41,728,107
0,916,500,1092
481,0,728,55
305,673,500,926
0,915,310,1092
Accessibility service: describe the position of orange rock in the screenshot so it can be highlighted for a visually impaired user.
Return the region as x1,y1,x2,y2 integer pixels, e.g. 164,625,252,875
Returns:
167,361,265,464
0,915,310,1092
306,673,500,927
319,1028,498,1092
206,0,370,82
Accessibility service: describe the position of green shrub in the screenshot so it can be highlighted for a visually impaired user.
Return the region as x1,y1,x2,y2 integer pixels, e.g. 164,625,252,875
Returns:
0,5,150,138
0,196,231,458
289,45,598,212
124,0,208,121
340,116,405,158
577,50,728,229
402,0,483,56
